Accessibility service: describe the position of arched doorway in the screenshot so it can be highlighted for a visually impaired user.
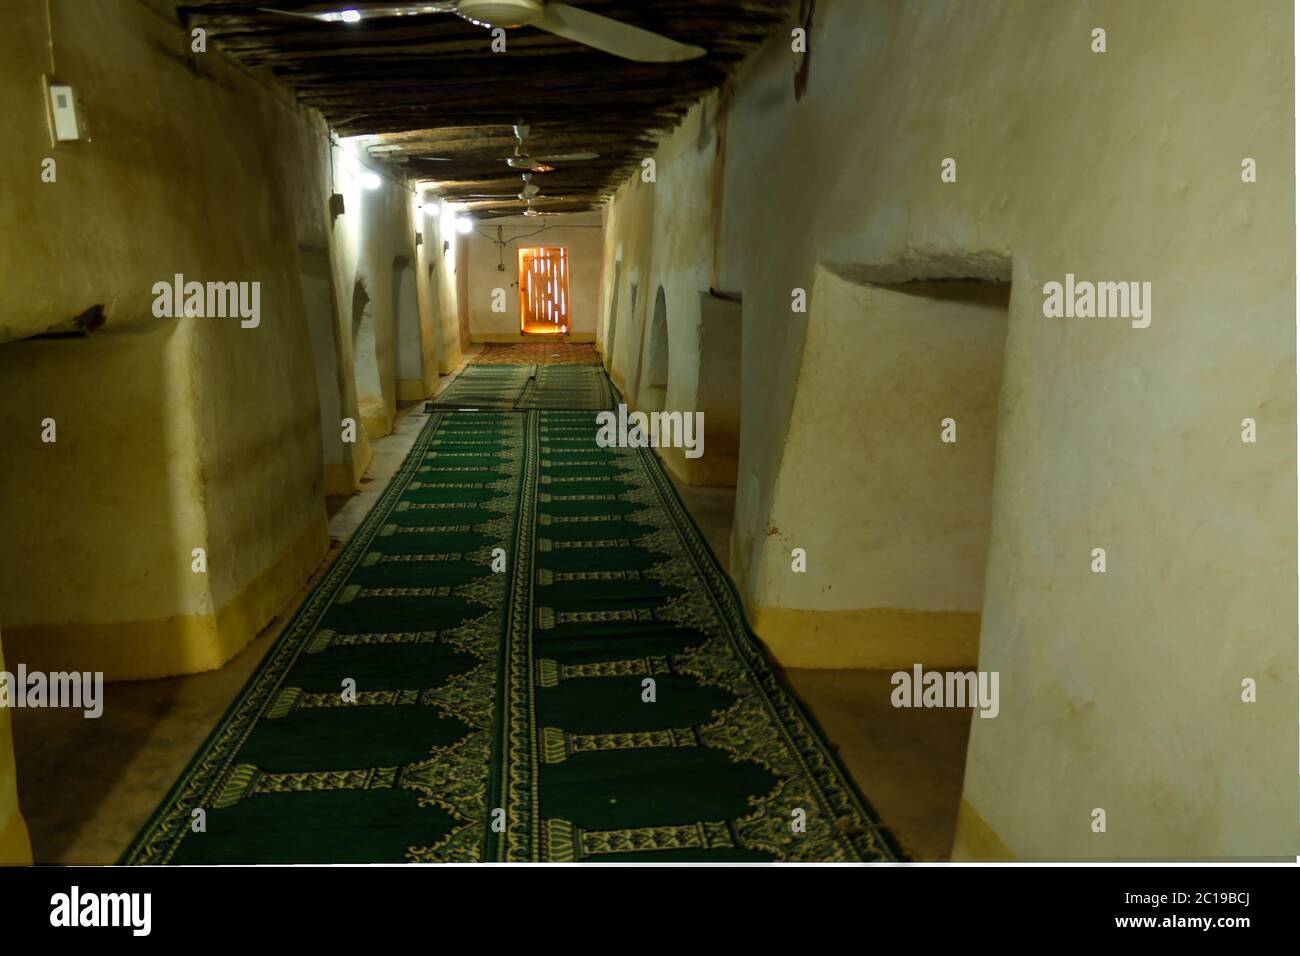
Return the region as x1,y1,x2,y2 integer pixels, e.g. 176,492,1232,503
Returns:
617,280,638,395
640,285,669,412
351,279,385,436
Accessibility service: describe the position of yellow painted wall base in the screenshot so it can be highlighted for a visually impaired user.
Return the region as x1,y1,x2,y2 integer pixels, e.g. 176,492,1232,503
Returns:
0,628,29,866
656,444,738,488
323,462,357,497
397,378,427,402
361,411,393,440
212,514,329,675
324,436,374,498
951,798,1015,861
605,382,737,489
3,515,329,681
470,332,596,343
353,441,374,488
0,809,32,866
747,606,981,669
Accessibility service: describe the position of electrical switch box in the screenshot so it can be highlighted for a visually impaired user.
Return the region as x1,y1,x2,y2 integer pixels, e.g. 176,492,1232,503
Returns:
48,83,83,142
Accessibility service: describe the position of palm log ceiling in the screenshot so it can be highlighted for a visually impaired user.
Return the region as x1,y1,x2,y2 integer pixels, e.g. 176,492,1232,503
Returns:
177,1,793,215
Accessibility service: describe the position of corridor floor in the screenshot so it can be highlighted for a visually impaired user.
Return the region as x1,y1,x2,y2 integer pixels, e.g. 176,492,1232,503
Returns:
121,362,900,863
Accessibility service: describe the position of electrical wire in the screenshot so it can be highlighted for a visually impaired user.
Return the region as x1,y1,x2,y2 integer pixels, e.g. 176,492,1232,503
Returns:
43,0,57,75
473,223,553,246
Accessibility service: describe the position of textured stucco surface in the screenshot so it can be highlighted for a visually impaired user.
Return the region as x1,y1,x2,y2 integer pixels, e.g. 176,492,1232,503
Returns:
0,0,459,677
466,212,604,339
0,0,1292,863
601,100,716,412
759,270,1008,617
597,0,1296,857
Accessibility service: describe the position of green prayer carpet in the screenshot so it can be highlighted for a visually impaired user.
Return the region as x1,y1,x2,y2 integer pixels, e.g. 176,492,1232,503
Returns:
123,364,900,863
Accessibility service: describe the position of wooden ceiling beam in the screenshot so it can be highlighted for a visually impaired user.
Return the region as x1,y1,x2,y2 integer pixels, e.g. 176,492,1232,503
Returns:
180,0,792,200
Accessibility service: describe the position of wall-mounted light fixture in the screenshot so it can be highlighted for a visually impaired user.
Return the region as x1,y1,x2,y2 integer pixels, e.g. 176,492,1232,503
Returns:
455,216,474,234
359,171,382,190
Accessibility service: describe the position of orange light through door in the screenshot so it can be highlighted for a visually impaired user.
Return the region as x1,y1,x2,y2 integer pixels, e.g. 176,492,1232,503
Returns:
518,246,570,335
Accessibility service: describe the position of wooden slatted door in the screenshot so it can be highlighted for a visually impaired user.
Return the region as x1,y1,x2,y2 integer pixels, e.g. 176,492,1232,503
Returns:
518,246,570,335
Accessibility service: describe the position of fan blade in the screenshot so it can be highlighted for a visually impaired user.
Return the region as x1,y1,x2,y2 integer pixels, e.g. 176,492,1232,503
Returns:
535,3,705,62
532,152,599,163
506,157,552,171
258,3,457,22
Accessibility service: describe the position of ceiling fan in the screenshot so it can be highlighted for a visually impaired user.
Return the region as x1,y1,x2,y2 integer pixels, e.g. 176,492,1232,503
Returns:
515,197,574,217
455,172,540,200
458,172,575,205
504,122,597,172
260,1,707,63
